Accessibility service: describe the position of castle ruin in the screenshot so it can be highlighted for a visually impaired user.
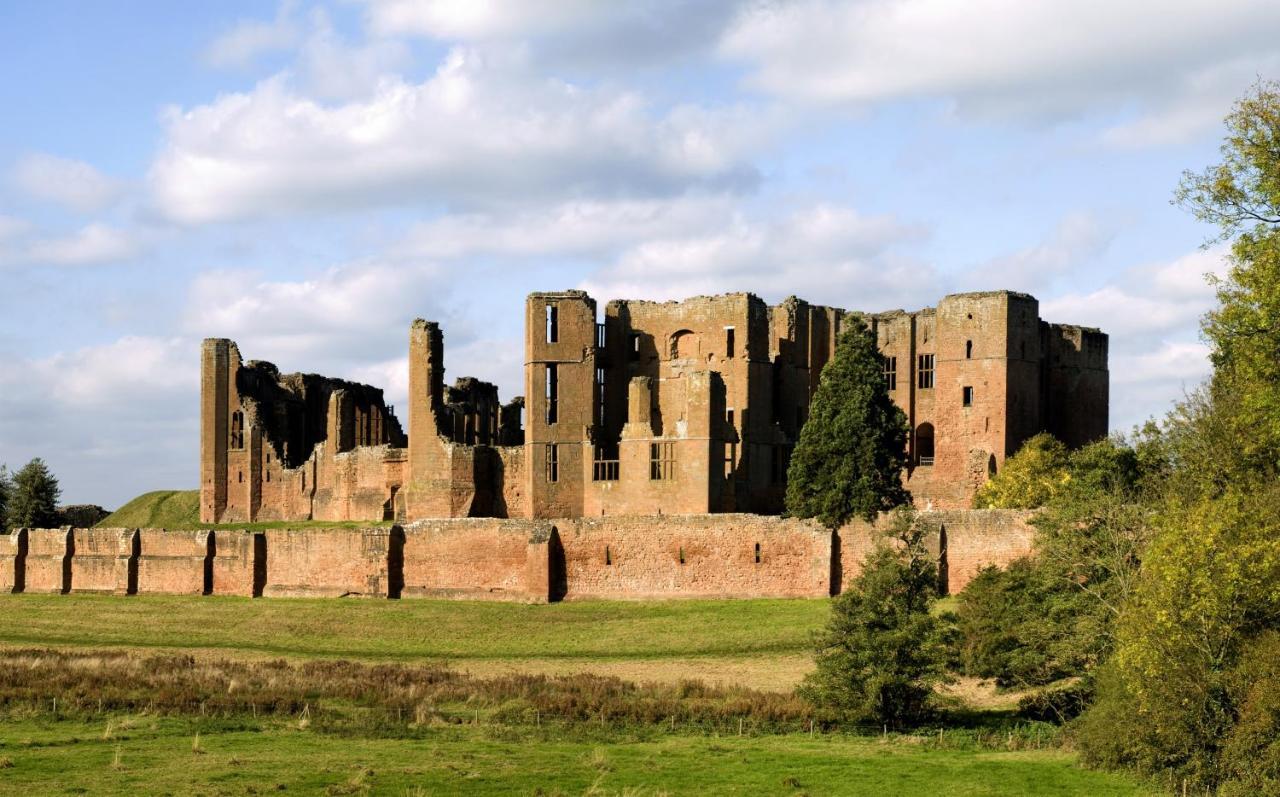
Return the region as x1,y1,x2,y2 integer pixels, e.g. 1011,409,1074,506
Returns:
200,290,1108,525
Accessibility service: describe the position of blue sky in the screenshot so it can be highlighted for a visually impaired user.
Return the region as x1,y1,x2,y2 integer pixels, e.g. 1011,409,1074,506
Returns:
1,0,1275,507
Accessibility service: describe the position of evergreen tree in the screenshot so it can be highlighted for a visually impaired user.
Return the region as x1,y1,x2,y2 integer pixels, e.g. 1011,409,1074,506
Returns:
801,509,953,728
0,465,10,532
9,458,61,528
785,318,909,526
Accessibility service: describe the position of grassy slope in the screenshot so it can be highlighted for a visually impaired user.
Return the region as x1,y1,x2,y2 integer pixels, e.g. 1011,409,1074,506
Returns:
97,490,200,528
0,717,1157,796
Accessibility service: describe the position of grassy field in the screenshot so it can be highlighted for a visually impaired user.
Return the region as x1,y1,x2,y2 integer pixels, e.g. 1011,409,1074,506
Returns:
0,595,1156,795
0,595,826,689
0,716,1157,796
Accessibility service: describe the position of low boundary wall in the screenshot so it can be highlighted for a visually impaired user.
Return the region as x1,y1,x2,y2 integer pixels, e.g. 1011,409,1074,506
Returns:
3,509,1036,601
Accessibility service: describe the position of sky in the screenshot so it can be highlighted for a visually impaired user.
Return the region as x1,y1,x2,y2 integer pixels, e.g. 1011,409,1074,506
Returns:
0,0,1273,508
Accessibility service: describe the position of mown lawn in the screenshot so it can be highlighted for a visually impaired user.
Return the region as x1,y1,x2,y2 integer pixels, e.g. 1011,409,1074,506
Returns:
0,716,1158,796
0,594,827,689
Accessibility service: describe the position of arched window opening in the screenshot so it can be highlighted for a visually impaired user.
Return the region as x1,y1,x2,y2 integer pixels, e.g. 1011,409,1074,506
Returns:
916,423,935,467
670,329,697,360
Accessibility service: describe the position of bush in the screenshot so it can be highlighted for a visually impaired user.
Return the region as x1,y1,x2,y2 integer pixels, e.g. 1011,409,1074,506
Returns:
801,510,953,728
972,434,1069,509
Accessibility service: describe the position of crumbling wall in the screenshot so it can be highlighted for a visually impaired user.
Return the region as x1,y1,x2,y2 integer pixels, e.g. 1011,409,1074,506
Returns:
559,514,832,600
0,528,27,593
24,528,72,593
69,528,138,594
261,527,396,598
210,530,260,597
136,529,212,595
837,509,1036,594
401,518,549,602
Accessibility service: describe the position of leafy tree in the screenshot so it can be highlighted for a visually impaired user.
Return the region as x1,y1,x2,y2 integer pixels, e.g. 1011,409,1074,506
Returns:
786,319,909,526
8,458,61,528
971,433,1069,509
0,465,10,532
801,510,953,728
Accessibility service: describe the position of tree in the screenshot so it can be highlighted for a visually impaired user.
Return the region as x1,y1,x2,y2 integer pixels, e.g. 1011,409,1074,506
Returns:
971,433,1069,509
785,319,909,526
8,458,61,528
801,509,953,728
0,465,9,532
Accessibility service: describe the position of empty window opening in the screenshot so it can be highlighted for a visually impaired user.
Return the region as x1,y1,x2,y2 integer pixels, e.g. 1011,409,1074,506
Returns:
678,547,685,565
237,470,242,484
965,340,973,359
266,471,271,483
725,442,737,478
595,366,606,427
884,356,897,390
229,411,245,450
725,326,736,358
917,354,935,389
605,545,612,566
726,408,735,428
754,542,761,564
545,444,559,483
546,303,559,343
963,386,974,407
650,441,675,480
592,445,619,481
629,333,641,361
916,423,935,466
595,322,606,349
545,364,558,424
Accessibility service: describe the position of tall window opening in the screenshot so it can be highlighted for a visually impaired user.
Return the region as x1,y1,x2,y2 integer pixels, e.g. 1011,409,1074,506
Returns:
916,423,935,466
629,333,641,361
650,442,675,480
546,303,559,343
592,445,619,481
605,545,612,566
545,444,559,483
884,356,897,390
725,326,735,358
917,354,935,389
963,386,974,407
965,340,973,359
229,411,245,450
754,542,761,564
545,364,558,424
595,366,606,426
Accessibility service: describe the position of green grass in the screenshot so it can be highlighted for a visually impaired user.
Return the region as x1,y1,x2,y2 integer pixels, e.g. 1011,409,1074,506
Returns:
0,594,825,662
97,490,200,528
0,716,1158,796
96,490,393,531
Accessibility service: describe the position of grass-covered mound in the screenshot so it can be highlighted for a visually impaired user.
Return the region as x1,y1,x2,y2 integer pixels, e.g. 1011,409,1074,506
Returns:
97,490,199,528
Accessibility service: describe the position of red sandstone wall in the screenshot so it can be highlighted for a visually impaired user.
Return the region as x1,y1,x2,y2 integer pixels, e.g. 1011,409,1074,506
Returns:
402,519,546,601
137,529,211,595
837,509,1036,594
211,530,259,597
559,514,831,600
24,528,71,593
69,528,136,594
0,529,26,592
261,527,393,598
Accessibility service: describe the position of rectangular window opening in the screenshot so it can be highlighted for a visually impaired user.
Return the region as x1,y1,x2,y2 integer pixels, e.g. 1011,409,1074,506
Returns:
917,354,935,389
546,304,558,343
963,386,974,407
754,542,761,564
650,441,675,480
592,445,619,482
629,333,641,361
605,545,612,566
884,356,897,391
545,444,559,483
725,326,735,358
545,364,558,424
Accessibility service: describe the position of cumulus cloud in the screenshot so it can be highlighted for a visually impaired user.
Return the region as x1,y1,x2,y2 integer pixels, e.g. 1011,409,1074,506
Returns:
296,8,412,100
20,223,141,266
721,0,1280,140
12,153,121,212
580,203,931,310
149,47,766,224
0,336,198,506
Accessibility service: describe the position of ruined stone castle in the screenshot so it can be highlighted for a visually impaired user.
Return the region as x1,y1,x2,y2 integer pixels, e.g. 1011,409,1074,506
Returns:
200,290,1108,525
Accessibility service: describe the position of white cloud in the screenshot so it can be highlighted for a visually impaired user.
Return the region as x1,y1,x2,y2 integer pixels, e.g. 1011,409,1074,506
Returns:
581,203,930,309
149,48,766,224
721,0,1280,138
204,0,300,69
959,212,1117,296
359,0,602,40
297,8,412,100
21,223,141,266
0,214,30,242
12,153,121,212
